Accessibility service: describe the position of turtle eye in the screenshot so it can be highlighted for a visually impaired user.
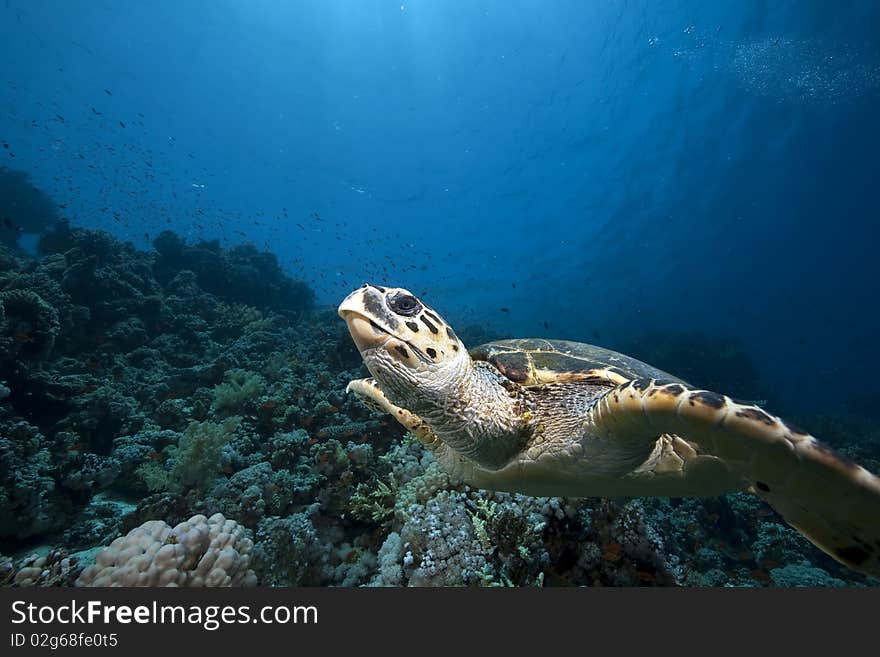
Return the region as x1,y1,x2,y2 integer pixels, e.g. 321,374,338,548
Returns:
388,292,421,317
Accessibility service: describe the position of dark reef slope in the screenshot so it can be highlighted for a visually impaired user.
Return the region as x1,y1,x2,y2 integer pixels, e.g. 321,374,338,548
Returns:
0,166,61,249
0,226,877,587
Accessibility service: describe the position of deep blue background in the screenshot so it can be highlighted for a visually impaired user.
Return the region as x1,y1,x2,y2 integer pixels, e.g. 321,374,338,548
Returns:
1,1,878,413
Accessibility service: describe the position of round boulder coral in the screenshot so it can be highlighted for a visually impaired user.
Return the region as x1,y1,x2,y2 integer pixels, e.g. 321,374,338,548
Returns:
75,513,257,587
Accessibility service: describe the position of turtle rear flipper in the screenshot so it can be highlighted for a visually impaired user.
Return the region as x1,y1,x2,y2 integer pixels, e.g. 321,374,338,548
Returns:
589,378,880,577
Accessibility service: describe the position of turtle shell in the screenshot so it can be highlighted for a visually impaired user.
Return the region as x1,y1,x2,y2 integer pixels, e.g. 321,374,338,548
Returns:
470,338,686,387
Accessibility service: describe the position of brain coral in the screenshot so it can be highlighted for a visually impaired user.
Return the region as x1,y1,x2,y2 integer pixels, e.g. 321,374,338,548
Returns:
75,513,257,587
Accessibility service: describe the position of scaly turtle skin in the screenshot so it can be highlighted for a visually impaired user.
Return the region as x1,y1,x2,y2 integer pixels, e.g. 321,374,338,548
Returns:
338,284,880,576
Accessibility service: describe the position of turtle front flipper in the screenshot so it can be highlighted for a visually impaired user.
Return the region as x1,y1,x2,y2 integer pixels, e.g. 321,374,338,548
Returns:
589,378,880,576
345,378,473,481
346,378,437,446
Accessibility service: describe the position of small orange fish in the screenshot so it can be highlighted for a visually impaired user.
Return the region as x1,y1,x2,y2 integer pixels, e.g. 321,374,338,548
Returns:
13,334,34,343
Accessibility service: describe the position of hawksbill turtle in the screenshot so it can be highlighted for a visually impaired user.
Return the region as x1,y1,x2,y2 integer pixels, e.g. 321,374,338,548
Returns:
338,284,880,577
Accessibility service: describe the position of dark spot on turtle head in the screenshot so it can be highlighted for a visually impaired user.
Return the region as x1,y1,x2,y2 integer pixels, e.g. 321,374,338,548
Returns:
425,310,442,325
394,345,409,359
452,344,459,352
755,481,770,492
691,391,725,409
632,378,652,392
419,315,439,334
426,347,437,359
364,292,399,330
446,326,458,341
406,321,419,332
835,545,871,566
735,407,776,426
783,420,809,436
660,384,685,397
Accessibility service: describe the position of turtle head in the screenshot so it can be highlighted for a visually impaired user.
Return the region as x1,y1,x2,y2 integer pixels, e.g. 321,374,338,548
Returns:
338,284,469,408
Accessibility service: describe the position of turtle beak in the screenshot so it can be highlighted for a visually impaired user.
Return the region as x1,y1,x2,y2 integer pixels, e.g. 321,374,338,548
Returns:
338,286,391,352
341,312,389,353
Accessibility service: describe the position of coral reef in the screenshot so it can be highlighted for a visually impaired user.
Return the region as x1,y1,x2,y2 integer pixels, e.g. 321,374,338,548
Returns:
2,549,81,587
152,231,314,317
0,226,877,589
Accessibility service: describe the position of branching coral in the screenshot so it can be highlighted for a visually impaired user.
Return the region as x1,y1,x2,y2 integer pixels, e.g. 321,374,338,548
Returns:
350,474,398,524
210,369,265,415
137,417,241,494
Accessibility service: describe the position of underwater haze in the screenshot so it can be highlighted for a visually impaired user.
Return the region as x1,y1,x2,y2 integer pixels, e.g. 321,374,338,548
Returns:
1,1,879,588
3,0,880,412
2,1,880,413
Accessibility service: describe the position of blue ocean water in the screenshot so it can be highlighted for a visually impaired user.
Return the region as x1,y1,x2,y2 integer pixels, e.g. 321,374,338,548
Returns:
1,1,879,587
2,1,879,413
